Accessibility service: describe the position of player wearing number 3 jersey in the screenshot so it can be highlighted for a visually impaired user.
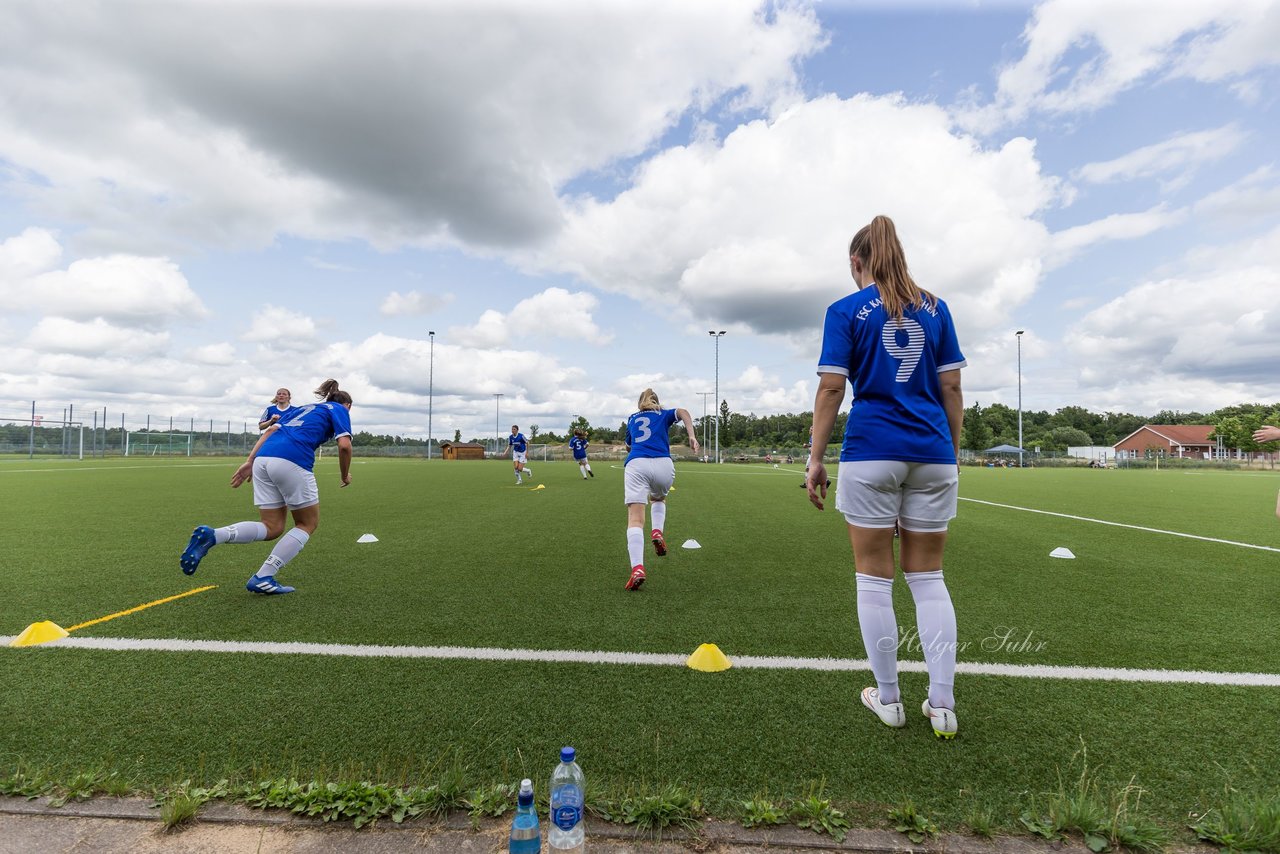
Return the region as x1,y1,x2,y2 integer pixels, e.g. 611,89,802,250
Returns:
807,215,966,740
621,388,699,591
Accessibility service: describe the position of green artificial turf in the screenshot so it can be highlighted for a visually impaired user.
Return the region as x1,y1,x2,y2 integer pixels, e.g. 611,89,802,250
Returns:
1,457,1277,832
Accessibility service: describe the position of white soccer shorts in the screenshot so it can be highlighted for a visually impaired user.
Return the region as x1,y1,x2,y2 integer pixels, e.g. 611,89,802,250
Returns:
835,460,958,532
512,451,528,464
624,457,675,504
252,456,320,510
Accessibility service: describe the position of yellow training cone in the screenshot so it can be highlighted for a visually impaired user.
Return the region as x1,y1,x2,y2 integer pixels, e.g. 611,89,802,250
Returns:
686,643,732,672
532,484,546,490
9,620,69,647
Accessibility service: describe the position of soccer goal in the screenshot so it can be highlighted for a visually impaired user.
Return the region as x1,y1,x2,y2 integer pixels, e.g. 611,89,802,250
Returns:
124,432,193,457
527,443,551,462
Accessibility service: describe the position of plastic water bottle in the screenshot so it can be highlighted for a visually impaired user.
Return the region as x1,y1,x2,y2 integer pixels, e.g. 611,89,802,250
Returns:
548,746,585,852
509,778,541,853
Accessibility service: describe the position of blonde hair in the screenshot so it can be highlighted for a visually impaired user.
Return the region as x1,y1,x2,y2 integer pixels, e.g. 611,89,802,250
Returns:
637,388,661,411
848,215,935,320
314,378,353,406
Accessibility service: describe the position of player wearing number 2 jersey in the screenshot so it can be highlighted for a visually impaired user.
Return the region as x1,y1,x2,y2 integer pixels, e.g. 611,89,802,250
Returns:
622,388,699,591
807,215,966,740
179,379,354,595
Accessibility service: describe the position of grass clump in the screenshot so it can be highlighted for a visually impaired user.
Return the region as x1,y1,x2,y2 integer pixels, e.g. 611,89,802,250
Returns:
155,779,229,831
617,784,703,835
738,795,787,829
889,800,939,843
789,782,850,842
965,806,997,838
1192,791,1280,853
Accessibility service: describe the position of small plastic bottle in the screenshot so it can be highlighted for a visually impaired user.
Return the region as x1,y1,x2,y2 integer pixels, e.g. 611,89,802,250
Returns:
509,778,541,853
548,746,585,852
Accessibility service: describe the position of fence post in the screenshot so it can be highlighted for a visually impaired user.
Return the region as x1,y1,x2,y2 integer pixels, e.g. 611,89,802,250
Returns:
28,401,35,459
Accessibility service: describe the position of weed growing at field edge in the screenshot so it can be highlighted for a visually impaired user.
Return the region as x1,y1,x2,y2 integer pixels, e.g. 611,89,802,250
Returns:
1191,790,1280,853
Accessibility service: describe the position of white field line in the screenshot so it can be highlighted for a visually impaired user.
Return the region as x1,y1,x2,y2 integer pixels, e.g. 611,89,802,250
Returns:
959,497,1280,553
0,463,230,475
5,636,1277,687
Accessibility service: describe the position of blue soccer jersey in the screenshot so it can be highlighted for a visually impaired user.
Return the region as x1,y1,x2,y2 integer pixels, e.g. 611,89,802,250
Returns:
625,408,678,463
258,402,353,471
817,284,966,464
569,436,588,459
508,432,528,453
260,404,295,424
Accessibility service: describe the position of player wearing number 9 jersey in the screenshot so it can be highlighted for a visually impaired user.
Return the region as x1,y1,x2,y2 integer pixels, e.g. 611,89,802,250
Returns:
621,388,699,591
179,379,354,596
807,215,966,740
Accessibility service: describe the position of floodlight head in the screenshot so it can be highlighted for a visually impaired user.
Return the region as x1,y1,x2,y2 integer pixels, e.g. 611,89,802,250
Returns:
1016,330,1025,335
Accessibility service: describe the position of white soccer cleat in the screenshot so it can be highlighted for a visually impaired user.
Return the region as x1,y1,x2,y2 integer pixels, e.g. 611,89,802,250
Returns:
922,699,958,739
860,687,905,728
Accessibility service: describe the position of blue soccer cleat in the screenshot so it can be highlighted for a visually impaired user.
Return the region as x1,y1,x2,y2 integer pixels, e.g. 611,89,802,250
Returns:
180,525,216,576
246,574,295,595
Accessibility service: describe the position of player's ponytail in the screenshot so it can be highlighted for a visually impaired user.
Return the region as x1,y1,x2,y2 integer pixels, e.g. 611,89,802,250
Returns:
848,215,935,320
637,388,661,411
314,378,353,406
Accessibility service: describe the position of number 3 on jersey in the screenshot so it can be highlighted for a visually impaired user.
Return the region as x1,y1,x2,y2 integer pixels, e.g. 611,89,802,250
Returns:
881,318,925,383
632,416,652,443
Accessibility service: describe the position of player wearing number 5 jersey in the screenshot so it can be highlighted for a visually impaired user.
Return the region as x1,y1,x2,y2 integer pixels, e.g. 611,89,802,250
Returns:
179,379,354,595
622,388,699,591
807,215,966,740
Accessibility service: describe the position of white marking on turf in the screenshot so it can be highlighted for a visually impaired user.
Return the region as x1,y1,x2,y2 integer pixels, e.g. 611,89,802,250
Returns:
0,463,231,475
6,636,1277,687
959,497,1280,553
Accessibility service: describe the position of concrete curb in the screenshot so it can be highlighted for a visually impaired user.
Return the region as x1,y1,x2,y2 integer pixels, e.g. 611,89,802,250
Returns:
0,795,1112,854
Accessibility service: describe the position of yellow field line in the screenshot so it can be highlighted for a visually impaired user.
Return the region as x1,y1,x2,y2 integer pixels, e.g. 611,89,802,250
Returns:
66,586,218,632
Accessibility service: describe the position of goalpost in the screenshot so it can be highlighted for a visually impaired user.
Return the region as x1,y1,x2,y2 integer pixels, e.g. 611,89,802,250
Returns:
527,443,550,462
124,432,193,457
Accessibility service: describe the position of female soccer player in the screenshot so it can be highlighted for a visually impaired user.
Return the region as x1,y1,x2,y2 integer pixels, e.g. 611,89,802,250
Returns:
622,389,699,591
807,215,966,739
569,428,593,479
258,387,294,431
503,425,534,484
180,379,354,595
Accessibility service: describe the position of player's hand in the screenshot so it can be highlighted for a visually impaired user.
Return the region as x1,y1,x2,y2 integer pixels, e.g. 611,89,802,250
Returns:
230,460,252,488
807,463,829,510
1254,425,1280,444
341,472,352,487
270,414,280,423
690,439,700,455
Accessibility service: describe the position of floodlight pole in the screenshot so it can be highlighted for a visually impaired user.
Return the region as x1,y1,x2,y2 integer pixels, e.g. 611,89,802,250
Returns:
493,393,503,457
1016,330,1025,468
428,331,435,460
709,330,725,463
697,392,713,460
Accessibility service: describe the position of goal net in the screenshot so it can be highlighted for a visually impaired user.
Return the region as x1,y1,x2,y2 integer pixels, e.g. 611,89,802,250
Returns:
125,432,193,456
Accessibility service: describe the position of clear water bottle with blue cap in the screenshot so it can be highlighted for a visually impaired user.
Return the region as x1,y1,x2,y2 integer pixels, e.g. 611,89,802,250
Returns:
508,778,541,853
548,746,585,852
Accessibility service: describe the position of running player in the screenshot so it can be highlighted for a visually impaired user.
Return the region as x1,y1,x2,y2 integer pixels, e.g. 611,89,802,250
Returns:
807,215,966,739
622,389,699,591
180,379,354,595
569,428,593,479
258,387,295,431
504,425,533,484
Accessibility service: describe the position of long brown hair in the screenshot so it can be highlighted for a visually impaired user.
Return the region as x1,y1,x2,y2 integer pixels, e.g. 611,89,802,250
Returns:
314,378,353,406
848,215,935,320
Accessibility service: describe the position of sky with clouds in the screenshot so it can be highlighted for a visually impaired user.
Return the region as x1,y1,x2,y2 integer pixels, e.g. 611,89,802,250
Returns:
2,0,1278,443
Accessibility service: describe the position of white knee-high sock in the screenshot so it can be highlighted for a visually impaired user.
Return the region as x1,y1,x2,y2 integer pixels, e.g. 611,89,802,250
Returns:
856,573,900,704
215,522,268,545
905,570,957,709
257,528,310,578
650,502,667,532
626,527,644,567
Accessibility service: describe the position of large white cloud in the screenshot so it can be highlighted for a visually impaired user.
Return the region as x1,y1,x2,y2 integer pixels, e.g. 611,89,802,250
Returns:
448,287,610,348
0,0,822,254
23,253,207,329
961,0,1280,131
530,93,1058,340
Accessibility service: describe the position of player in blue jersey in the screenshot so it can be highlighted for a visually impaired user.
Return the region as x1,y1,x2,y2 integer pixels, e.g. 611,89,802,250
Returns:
807,216,966,739
180,379,354,595
569,428,593,479
503,425,534,484
258,387,295,431
622,388,699,591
